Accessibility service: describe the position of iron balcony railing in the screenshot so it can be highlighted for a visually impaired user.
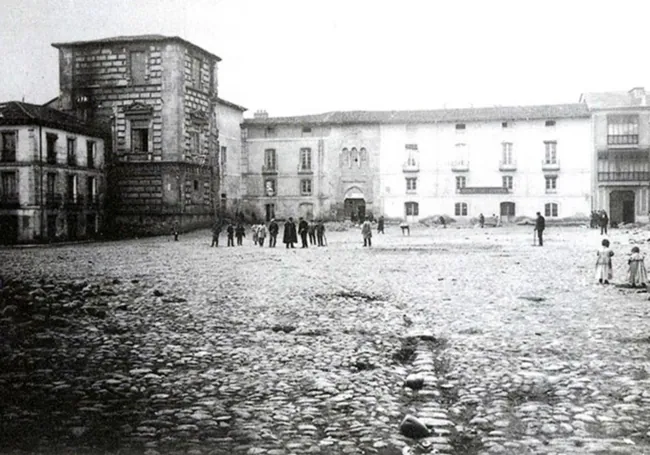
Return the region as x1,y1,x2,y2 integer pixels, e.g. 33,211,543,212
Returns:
261,164,278,174
457,187,509,194
598,171,650,182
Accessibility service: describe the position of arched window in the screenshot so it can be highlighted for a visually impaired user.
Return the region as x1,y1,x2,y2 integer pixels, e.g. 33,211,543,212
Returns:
454,202,468,216
350,147,359,168
360,147,368,167
544,202,558,217
340,148,349,168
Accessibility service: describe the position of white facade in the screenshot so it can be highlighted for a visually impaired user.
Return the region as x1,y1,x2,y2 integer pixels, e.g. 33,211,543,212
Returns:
216,98,246,216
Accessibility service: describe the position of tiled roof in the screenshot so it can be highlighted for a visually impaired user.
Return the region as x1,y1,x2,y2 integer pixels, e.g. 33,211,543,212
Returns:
52,34,221,61
0,101,104,137
243,103,590,126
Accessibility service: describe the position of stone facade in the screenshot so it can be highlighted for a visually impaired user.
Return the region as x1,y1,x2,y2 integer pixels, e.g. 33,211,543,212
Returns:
215,98,246,218
242,105,593,222
0,102,105,243
52,35,221,236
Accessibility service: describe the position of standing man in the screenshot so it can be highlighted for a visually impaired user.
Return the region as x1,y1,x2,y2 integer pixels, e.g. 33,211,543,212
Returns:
283,217,298,248
362,219,373,247
298,217,309,248
268,219,279,247
600,210,609,235
235,222,245,246
479,213,485,228
226,222,235,247
257,223,267,247
535,212,545,246
308,221,317,246
316,219,326,246
211,219,222,247
377,215,385,234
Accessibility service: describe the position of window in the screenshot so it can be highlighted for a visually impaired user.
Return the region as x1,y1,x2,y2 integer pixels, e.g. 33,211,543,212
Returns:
544,141,557,164
302,127,312,134
192,57,202,90
220,146,227,173
455,123,466,130
87,176,97,202
130,51,146,85
86,141,95,168
406,177,417,192
47,173,56,195
502,175,513,190
545,120,556,127
502,142,513,164
193,180,199,191
264,178,276,196
608,115,639,145
502,122,508,128
67,138,76,166
545,202,558,217
131,124,149,154
454,202,468,216
545,176,557,193
46,133,57,164
405,202,419,216
350,148,359,167
1,131,16,162
300,148,312,170
67,174,78,202
190,131,200,155
264,149,276,170
300,179,312,195
341,148,350,168
456,176,466,190
360,147,368,167
1,172,17,196
265,203,275,221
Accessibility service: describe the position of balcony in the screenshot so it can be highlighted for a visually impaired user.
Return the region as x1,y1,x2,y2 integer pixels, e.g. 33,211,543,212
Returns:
45,192,63,208
402,161,420,173
297,165,313,175
457,187,509,194
541,160,560,171
451,160,469,172
598,150,648,160
0,192,20,208
498,160,517,171
261,165,277,175
598,171,650,182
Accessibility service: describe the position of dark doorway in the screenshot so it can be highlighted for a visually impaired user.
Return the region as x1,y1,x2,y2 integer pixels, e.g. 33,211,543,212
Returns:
86,214,97,237
47,215,57,240
0,215,18,244
265,203,275,222
67,214,78,240
610,190,635,224
500,201,516,223
344,198,365,222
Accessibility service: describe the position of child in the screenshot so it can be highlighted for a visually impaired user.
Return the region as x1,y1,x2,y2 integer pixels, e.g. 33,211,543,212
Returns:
595,238,614,284
627,246,648,287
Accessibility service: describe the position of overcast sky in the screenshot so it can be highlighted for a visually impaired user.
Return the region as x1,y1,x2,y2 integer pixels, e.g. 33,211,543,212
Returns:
2,0,649,117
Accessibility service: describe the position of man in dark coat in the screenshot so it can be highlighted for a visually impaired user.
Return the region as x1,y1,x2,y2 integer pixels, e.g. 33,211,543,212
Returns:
235,223,245,246
308,221,317,245
268,219,279,247
377,216,385,234
535,212,545,246
298,217,309,248
283,217,297,248
600,210,609,235
211,220,222,247
479,213,485,228
226,223,235,247
316,220,326,246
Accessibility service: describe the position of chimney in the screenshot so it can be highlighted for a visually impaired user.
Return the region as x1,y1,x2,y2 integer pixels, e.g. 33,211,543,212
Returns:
254,110,268,119
629,87,645,104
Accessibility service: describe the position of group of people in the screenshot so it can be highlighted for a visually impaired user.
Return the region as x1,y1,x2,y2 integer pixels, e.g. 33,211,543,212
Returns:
595,239,648,289
210,217,327,248
590,210,609,234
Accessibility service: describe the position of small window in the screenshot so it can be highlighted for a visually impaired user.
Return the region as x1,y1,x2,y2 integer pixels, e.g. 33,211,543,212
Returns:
545,202,558,217
46,133,57,164
132,125,149,154
66,174,78,202
545,176,557,193
405,202,419,216
300,148,312,170
454,202,468,216
193,180,199,191
456,176,466,190
264,149,277,170
264,178,276,196
1,171,17,196
1,131,17,162
545,120,556,127
66,138,76,166
300,179,312,195
544,142,557,164
86,140,95,168
192,57,202,90
502,142,513,164
130,51,147,85
87,176,97,201
47,173,56,195
502,175,513,190
455,123,466,130
406,177,417,192
190,132,200,155
302,126,312,134
501,122,508,128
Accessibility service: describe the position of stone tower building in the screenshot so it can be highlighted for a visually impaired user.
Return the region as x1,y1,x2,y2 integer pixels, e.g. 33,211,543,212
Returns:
52,35,221,235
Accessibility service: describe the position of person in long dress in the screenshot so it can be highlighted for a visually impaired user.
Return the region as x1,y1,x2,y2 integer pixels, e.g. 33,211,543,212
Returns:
595,238,614,285
627,246,648,287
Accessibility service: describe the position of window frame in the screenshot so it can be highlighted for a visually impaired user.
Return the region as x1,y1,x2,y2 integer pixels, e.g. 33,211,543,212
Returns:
264,149,277,170
502,175,513,190
129,50,147,85
454,202,468,216
131,123,150,154
502,142,513,164
300,147,312,171
406,177,417,192
456,176,466,190
86,140,95,168
545,175,557,193
46,133,57,164
0,131,17,162
300,178,312,196
264,178,277,196
1,171,17,195
66,137,77,166
544,141,557,164
192,56,202,90
46,172,57,196
607,114,640,145
544,202,558,217
405,201,419,216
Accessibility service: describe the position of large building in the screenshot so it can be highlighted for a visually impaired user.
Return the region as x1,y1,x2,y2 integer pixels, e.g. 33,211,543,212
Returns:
215,97,247,217
51,35,222,236
241,104,594,222
581,87,650,224
0,101,105,243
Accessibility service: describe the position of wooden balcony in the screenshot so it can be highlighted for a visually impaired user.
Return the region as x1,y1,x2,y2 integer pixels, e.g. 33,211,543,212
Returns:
451,160,469,172
598,171,650,182
541,160,560,171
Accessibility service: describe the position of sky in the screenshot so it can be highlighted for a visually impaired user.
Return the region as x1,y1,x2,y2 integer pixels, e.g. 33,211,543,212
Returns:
2,0,650,117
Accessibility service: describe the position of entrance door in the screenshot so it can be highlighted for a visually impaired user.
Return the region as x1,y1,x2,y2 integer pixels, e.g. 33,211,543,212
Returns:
0,215,18,244
265,203,275,222
86,214,97,237
344,198,366,222
500,202,516,223
610,190,635,225
47,215,57,240
67,214,78,240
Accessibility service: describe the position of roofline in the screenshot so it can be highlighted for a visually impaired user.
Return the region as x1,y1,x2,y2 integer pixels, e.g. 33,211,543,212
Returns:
216,97,247,112
0,101,106,137
51,35,222,62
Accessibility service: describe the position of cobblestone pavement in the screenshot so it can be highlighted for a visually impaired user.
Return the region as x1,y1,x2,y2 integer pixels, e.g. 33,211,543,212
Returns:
2,225,650,455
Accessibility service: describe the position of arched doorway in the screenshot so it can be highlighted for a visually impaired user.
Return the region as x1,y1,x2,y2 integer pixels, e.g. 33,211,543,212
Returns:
610,190,635,224
500,201,516,223
344,186,365,222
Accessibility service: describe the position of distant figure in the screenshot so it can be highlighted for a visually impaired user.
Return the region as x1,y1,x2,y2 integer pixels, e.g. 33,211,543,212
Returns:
308,221,317,245
595,238,614,285
268,219,279,247
211,220,222,247
252,224,259,245
226,223,235,247
479,213,485,228
235,223,245,246
600,210,609,235
283,217,298,248
316,220,326,246
377,216,385,234
172,223,179,241
400,221,410,236
627,246,648,287
361,219,373,247
298,217,309,248
439,216,446,229
535,212,545,246
257,224,267,247
590,211,599,229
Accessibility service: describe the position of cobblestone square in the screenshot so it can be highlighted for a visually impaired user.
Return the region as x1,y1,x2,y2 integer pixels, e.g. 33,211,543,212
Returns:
2,225,650,455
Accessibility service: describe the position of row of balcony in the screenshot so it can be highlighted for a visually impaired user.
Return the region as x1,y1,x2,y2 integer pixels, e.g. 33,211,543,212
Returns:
262,165,314,174
0,193,101,209
404,160,561,172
